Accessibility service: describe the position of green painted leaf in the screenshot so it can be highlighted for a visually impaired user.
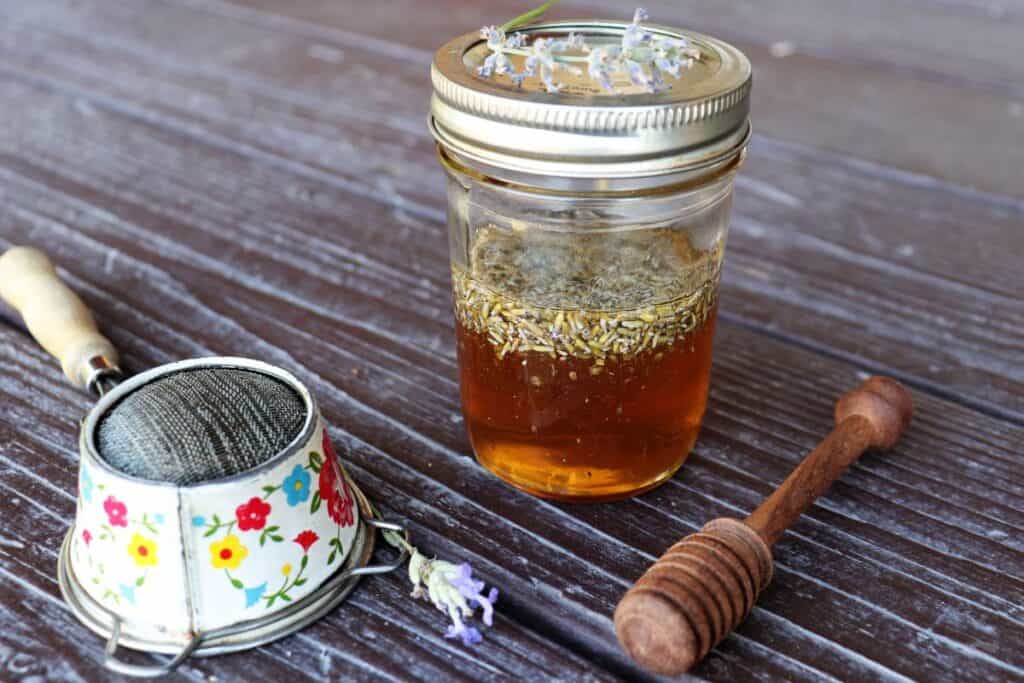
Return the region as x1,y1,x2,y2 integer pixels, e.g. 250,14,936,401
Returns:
308,451,323,473
327,549,336,564
267,596,276,608
271,535,284,542
310,491,322,513
230,578,244,589
204,527,218,538
300,555,309,570
294,578,307,587
136,576,145,587
262,485,277,495
279,593,292,603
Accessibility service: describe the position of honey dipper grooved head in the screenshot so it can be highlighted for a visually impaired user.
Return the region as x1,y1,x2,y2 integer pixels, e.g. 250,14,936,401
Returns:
614,518,772,675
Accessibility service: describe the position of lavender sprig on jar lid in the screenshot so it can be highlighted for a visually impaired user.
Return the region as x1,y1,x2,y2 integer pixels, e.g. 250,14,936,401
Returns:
477,8,701,93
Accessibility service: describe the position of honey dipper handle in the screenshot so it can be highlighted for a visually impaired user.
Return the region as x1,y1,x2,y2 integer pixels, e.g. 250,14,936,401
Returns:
745,376,913,546
0,247,120,390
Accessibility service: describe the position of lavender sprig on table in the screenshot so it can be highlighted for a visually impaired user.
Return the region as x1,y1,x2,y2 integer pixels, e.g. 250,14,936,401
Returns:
408,549,499,646
477,7,701,93
376,516,499,645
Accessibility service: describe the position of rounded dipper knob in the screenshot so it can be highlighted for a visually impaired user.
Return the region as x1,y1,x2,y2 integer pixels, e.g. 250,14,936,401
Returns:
615,376,913,675
835,375,913,449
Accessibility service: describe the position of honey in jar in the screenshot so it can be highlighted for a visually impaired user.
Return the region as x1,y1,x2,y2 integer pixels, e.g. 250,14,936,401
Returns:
452,226,723,500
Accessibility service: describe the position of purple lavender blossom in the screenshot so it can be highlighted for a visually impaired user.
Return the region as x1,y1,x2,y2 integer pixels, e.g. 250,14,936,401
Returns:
407,550,499,646
449,563,499,627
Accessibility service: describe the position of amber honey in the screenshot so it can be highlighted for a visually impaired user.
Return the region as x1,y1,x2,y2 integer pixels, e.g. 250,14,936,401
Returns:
457,308,716,500
451,226,722,501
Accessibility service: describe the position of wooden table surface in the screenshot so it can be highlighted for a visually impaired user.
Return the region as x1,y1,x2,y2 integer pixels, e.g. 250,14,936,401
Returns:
0,1,1021,681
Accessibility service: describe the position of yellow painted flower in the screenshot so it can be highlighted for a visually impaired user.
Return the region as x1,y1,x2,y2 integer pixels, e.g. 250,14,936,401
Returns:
209,535,248,570
281,563,292,576
128,533,158,567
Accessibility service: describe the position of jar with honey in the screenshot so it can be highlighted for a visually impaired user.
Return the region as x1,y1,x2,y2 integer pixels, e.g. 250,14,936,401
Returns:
430,17,751,500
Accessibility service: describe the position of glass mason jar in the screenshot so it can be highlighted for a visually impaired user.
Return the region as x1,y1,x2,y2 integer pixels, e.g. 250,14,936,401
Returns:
430,20,751,501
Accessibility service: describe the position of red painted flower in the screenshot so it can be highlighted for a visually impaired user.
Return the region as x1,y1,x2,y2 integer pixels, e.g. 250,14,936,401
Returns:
235,497,272,531
103,496,128,528
319,434,354,527
294,530,319,553
82,529,93,546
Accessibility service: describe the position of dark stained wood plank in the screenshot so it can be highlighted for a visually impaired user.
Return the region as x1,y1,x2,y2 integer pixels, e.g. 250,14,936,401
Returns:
0,13,1019,420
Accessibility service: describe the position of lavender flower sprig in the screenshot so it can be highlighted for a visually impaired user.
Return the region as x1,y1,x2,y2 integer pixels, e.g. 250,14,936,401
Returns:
375,514,499,646
408,550,499,646
478,7,701,94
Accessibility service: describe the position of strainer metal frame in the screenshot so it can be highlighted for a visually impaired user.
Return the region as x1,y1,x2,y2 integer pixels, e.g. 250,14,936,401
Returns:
58,478,408,678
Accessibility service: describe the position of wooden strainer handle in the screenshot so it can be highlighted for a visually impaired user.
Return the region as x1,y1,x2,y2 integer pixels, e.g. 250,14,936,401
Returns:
0,247,120,389
615,376,913,675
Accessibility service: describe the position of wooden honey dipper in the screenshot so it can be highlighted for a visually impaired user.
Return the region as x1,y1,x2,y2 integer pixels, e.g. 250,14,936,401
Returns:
615,376,913,675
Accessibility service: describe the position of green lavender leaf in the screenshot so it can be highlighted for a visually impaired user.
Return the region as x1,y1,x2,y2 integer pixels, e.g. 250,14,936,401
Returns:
501,0,558,31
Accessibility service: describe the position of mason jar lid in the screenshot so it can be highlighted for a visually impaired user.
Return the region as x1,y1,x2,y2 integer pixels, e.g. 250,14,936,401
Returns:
430,19,752,186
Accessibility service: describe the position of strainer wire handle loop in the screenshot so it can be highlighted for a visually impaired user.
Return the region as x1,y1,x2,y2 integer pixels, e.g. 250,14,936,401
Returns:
103,618,202,679
350,518,411,577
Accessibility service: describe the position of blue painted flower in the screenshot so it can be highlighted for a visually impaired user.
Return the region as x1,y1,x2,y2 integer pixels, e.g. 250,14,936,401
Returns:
244,582,267,608
80,466,94,503
192,515,206,528
282,465,311,507
153,513,165,525
119,584,136,604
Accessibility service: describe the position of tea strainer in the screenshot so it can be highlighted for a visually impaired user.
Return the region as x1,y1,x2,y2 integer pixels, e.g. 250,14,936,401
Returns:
0,246,408,678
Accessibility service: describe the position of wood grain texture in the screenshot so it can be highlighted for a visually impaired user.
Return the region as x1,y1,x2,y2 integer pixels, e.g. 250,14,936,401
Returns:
0,0,1021,681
